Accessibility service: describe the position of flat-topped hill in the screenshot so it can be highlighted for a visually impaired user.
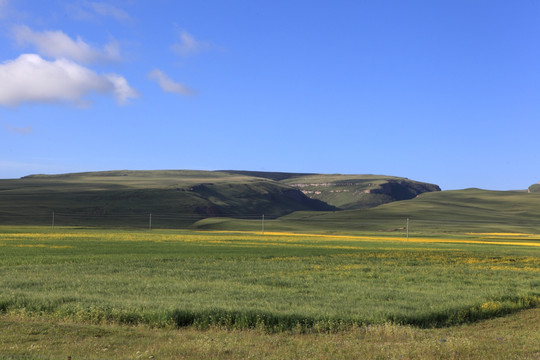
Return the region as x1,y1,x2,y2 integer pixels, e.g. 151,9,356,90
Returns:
0,170,442,227
0,170,334,226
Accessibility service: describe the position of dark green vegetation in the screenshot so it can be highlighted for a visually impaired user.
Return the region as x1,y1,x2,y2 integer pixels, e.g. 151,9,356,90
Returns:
0,228,538,333
194,188,540,234
0,170,334,227
2,308,539,359
0,170,441,228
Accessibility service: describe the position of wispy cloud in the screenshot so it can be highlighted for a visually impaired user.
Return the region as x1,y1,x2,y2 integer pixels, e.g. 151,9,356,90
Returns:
0,54,138,107
0,0,8,19
171,30,211,57
106,74,140,103
66,1,131,22
6,124,33,135
13,25,121,63
88,2,130,21
148,69,194,96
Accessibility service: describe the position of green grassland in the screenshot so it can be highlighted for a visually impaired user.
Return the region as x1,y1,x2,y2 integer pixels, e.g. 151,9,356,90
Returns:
0,227,538,359
1,228,538,330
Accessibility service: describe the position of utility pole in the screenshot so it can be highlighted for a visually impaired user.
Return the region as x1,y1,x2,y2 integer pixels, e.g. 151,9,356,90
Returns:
149,213,152,231
262,214,264,235
52,211,55,230
406,217,409,241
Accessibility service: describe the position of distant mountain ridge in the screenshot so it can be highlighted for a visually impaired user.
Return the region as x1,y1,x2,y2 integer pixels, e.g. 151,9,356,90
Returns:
0,169,441,227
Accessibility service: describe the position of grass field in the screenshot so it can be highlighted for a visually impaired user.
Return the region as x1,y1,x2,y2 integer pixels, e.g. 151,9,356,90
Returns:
0,226,538,359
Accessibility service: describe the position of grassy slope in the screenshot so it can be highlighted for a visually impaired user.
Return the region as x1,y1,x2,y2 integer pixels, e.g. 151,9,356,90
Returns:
0,170,333,227
345,188,540,233
194,188,540,234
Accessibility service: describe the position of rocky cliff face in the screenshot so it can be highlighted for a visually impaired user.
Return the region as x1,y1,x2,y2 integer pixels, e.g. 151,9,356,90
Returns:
284,176,441,210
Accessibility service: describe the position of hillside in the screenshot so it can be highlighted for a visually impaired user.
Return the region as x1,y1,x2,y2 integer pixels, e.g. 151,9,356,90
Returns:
223,171,441,209
0,170,334,227
302,188,540,232
0,169,448,228
193,188,540,234
2,170,540,234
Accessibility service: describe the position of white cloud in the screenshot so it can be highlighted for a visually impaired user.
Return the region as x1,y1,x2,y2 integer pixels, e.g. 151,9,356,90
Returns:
13,25,121,63
0,54,138,107
148,69,194,96
106,74,140,103
171,31,211,56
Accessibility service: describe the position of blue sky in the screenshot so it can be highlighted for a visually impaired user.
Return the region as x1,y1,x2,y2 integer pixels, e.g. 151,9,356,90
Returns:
0,1,539,190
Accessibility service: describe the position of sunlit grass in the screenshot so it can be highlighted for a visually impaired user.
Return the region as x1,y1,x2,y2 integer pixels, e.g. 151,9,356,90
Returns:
0,227,538,332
